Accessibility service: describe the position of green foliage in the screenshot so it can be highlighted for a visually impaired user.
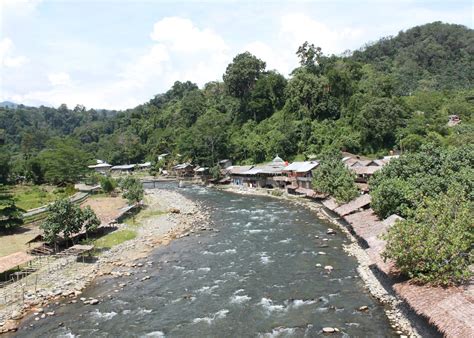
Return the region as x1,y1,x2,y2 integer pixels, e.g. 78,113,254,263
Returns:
210,165,222,180
356,97,407,152
383,187,473,285
0,184,24,231
99,175,116,194
370,144,474,218
92,229,136,249
223,52,266,101
119,176,144,205
312,154,359,203
0,150,11,184
38,138,91,185
353,22,474,94
40,199,99,244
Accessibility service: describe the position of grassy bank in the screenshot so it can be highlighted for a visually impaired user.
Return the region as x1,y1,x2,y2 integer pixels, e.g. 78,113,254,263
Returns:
92,229,137,249
12,185,75,210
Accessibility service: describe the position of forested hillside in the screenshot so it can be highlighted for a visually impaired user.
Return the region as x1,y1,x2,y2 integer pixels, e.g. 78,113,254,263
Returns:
1,22,473,185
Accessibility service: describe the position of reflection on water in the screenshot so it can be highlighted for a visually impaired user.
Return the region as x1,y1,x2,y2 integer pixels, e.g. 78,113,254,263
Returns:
16,184,396,337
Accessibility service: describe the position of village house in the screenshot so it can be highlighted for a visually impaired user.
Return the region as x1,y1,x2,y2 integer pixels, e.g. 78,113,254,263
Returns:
218,159,233,169
225,165,254,186
194,166,210,182
172,163,195,177
240,156,287,188
87,160,112,174
110,164,136,174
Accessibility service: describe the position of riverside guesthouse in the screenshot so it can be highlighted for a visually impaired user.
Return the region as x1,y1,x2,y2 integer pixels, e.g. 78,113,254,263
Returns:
280,161,319,194
172,163,195,177
240,156,287,188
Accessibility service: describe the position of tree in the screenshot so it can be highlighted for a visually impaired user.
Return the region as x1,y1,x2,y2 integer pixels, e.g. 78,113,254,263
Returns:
38,139,91,185
383,186,473,285
223,52,266,121
0,150,11,184
312,153,359,203
0,185,24,232
119,177,144,205
370,144,474,218
100,176,116,194
285,68,337,120
247,71,287,122
296,41,323,73
356,97,407,152
180,109,230,166
40,199,99,244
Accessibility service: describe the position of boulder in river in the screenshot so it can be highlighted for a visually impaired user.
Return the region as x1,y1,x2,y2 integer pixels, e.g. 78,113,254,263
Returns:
322,327,337,334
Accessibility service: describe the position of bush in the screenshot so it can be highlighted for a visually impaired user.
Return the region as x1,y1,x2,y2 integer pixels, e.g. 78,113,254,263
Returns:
0,185,24,231
100,176,116,194
370,144,474,218
119,177,144,205
40,199,100,244
312,155,358,203
383,187,473,285
370,178,414,219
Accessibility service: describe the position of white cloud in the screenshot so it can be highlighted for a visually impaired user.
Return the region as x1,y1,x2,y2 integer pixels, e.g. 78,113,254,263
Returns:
243,41,294,76
0,38,29,68
3,17,233,109
48,72,71,86
150,16,228,53
1,0,42,11
279,13,365,54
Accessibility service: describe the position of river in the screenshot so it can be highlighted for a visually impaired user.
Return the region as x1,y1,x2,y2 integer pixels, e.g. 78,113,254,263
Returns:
15,184,396,337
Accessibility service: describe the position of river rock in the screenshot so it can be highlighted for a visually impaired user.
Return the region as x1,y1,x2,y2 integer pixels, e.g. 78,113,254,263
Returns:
141,276,151,281
358,305,369,311
327,229,336,235
322,327,336,333
89,299,100,305
324,265,333,271
11,310,22,320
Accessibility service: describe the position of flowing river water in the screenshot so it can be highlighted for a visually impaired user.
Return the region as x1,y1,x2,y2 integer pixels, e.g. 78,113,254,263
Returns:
15,184,397,337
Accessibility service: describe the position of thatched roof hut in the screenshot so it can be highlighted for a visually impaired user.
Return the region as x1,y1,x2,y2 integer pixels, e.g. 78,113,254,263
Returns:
322,197,339,211
0,251,34,274
334,194,371,217
393,283,474,338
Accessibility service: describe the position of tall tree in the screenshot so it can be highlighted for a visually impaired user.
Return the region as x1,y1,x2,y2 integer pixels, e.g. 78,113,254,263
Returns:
223,52,266,121
0,185,24,232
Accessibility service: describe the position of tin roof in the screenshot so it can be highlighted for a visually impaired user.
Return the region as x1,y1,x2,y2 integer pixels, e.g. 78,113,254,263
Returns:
284,161,319,173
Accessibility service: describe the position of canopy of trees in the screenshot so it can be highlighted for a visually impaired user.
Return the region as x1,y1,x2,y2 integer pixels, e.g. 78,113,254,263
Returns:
0,22,471,176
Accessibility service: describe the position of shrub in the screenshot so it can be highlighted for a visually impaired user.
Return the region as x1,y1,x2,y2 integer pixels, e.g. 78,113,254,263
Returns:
0,185,24,231
312,155,358,203
100,176,116,194
119,177,144,205
40,199,100,244
383,187,473,285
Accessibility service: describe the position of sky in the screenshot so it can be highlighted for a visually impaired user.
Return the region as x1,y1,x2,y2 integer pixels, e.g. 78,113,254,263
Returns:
0,0,472,110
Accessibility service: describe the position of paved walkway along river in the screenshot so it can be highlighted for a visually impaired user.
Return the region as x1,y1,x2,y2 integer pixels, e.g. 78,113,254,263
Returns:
15,184,397,337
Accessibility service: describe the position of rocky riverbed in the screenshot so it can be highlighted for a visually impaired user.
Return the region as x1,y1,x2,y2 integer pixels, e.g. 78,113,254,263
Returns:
216,185,426,338
0,189,209,334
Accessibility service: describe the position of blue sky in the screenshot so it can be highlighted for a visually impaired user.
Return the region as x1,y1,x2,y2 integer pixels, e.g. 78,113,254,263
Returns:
1,0,472,109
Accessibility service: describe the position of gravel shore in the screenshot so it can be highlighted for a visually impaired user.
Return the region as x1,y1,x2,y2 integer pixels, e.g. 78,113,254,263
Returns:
0,189,209,334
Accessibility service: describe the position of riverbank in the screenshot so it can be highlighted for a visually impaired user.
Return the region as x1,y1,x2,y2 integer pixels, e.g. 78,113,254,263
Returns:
214,184,429,338
0,189,210,334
